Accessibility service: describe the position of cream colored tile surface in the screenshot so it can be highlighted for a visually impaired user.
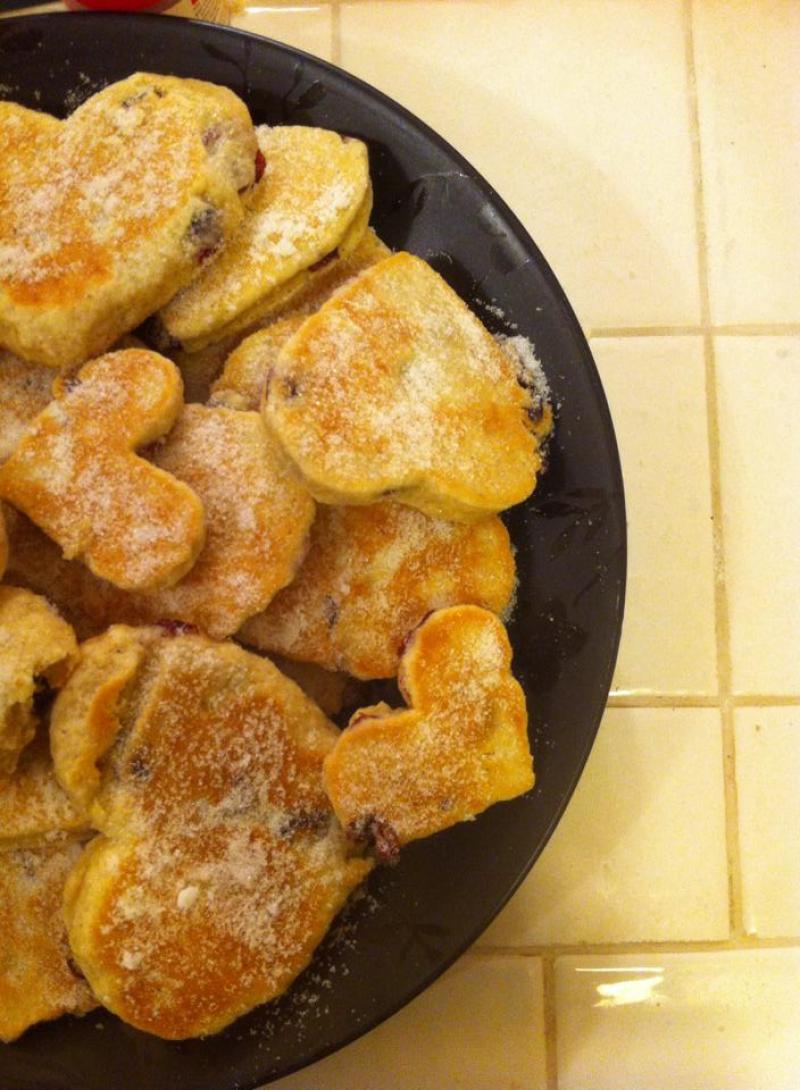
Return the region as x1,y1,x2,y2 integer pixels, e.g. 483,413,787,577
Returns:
270,957,546,1090
694,1,800,323
234,5,333,61
735,707,800,939
339,0,700,330
483,707,729,947
592,336,716,695
556,950,800,1090
716,336,800,694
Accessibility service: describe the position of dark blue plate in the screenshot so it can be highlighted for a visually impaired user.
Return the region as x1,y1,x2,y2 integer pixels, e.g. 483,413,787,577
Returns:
0,14,625,1088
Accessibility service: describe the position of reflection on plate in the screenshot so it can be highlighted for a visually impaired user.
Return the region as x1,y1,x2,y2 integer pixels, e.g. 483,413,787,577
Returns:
0,14,626,1090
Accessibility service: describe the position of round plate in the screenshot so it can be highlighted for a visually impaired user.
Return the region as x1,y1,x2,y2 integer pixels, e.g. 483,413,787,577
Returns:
0,14,626,1089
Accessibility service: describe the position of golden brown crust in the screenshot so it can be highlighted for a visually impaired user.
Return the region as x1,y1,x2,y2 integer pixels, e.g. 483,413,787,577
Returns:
52,627,371,1037
0,588,92,1040
139,406,314,637
0,77,256,369
0,78,550,1043
0,503,6,580
0,730,90,849
268,655,359,718
0,841,97,1043
197,181,373,348
160,126,371,352
0,350,55,463
50,626,152,815
176,226,391,408
0,585,77,779
263,252,543,520
169,226,390,405
210,314,306,411
323,606,533,846
240,502,516,679
0,349,207,592
63,824,369,1040
52,627,340,834
255,220,389,337
4,510,120,641
5,407,314,640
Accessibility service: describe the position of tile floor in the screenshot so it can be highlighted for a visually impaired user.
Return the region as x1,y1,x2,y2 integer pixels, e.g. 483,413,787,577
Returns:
242,2,798,1085
3,1,797,1086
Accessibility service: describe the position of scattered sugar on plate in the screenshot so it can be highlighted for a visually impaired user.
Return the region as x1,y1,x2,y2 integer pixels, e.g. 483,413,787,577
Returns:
495,333,551,405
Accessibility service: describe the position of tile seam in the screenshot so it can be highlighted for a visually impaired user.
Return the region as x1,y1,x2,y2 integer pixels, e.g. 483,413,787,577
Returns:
588,323,800,338
588,325,702,338
713,323,800,336
606,693,719,707
468,935,800,958
732,695,800,707
541,956,559,1090
720,697,746,938
331,0,341,66
606,694,800,708
683,0,744,943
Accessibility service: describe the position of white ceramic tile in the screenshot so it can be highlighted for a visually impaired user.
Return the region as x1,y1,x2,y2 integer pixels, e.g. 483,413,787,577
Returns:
482,707,729,946
592,336,717,695
234,4,333,61
556,949,800,1090
339,0,701,330
270,956,546,1090
715,337,800,694
735,707,800,938
694,0,800,323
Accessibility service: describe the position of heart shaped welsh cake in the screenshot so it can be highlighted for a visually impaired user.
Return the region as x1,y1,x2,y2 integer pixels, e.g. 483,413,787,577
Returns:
0,75,257,368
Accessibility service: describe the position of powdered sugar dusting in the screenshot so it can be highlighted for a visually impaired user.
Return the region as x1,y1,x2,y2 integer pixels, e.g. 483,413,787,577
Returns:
12,405,315,639
0,351,55,464
93,818,364,1037
0,351,205,591
267,252,539,512
0,731,87,847
240,502,516,679
61,631,369,1036
0,74,255,368
0,85,198,290
495,333,551,405
162,125,370,340
0,842,97,1035
130,404,314,637
324,606,532,846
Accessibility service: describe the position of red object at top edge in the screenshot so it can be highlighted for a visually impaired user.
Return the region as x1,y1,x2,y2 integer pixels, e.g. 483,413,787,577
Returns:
65,1,181,11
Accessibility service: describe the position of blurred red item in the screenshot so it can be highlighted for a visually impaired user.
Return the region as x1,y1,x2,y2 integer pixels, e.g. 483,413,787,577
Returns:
65,1,183,10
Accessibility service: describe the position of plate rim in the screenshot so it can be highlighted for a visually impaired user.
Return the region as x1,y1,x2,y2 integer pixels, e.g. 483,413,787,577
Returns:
0,13,627,1086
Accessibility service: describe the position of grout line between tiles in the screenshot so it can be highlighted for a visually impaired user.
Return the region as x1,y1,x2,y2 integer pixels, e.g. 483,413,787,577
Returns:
331,0,342,66
732,694,800,707
712,323,800,336
541,957,559,1090
588,323,800,338
588,324,702,338
720,696,749,941
468,935,800,959
684,0,744,944
606,693,719,707
606,693,800,708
